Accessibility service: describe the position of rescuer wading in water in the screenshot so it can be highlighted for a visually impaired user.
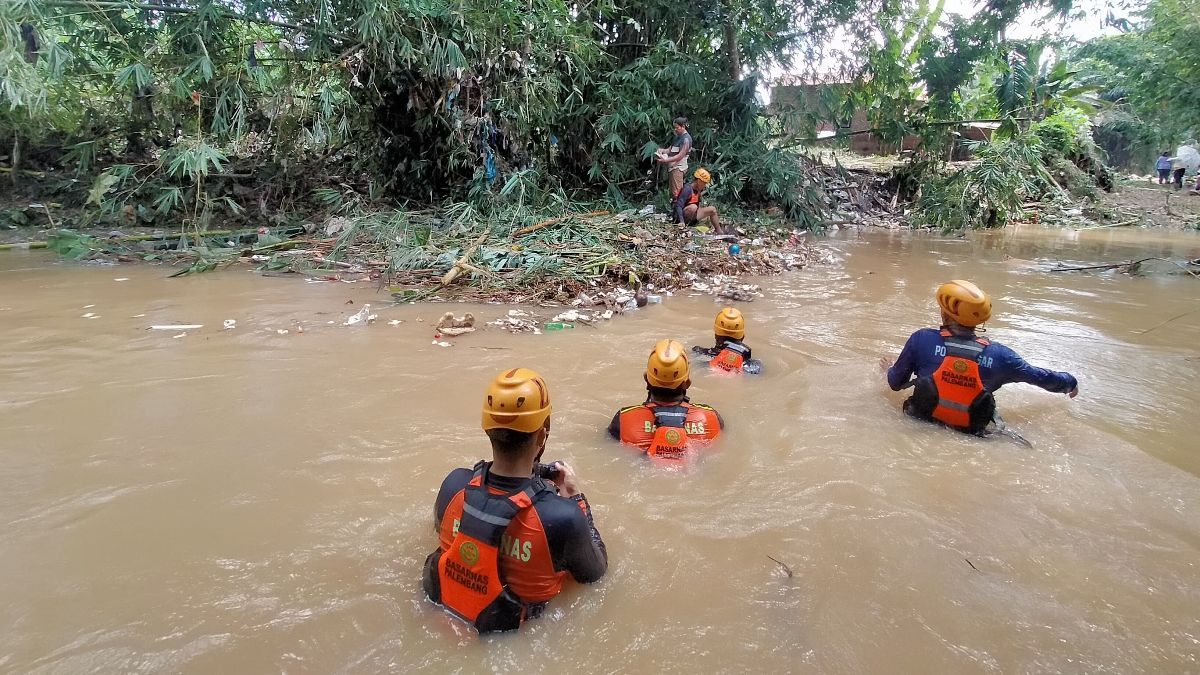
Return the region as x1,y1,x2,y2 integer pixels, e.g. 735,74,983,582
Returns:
423,368,607,633
692,307,763,375
883,280,1079,434
608,339,724,458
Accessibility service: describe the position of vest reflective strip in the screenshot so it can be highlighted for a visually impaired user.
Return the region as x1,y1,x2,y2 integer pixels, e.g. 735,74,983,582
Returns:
652,409,688,427
946,342,984,357
937,399,971,412
463,502,514,528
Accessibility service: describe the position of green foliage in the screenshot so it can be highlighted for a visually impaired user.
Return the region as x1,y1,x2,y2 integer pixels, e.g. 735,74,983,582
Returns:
1073,0,1200,167
1032,108,1090,155
914,134,1048,230
46,229,101,259
0,0,864,226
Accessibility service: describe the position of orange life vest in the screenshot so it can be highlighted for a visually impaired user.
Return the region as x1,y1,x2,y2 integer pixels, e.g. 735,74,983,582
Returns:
427,462,554,633
675,184,701,206
710,341,750,373
930,329,990,430
617,402,722,458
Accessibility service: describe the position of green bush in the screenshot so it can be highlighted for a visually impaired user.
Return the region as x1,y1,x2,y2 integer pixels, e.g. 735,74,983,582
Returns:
1031,109,1091,155
913,134,1047,230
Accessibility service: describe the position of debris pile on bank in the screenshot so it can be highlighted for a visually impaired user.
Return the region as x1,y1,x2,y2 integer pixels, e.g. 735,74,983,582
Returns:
31,206,831,305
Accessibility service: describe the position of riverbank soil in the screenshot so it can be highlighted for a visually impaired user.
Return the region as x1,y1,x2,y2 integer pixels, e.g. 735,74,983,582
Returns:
1098,179,1200,229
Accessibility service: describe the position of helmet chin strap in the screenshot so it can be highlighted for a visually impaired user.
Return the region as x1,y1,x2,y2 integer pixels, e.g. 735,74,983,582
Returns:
532,425,550,464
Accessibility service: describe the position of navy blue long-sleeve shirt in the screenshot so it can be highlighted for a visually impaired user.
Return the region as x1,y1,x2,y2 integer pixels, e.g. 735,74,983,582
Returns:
674,183,697,224
887,328,1077,394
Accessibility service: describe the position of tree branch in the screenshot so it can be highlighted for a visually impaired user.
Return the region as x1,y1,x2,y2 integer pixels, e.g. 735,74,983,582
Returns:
775,118,1030,147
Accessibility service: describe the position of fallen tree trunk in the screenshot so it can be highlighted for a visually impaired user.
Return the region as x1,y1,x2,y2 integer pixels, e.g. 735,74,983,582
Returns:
1050,257,1200,279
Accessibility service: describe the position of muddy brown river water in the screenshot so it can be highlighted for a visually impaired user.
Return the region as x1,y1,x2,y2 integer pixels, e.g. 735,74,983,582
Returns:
1,226,1199,674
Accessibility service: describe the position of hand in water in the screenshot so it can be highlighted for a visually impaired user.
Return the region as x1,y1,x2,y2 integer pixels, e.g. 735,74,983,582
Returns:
550,461,581,498
1068,387,1079,399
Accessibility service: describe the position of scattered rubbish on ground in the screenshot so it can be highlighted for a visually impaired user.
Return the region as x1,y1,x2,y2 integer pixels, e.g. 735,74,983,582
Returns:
717,282,763,302
276,329,289,335
343,303,377,326
388,319,402,326
150,324,203,330
432,340,453,347
81,312,98,319
436,312,476,336
113,278,129,282
172,332,187,339
223,319,237,329
25,211,838,324
488,309,542,334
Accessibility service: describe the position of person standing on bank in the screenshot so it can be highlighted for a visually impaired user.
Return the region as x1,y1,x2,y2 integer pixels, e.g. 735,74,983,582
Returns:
422,368,607,633
656,117,693,200
1156,152,1173,185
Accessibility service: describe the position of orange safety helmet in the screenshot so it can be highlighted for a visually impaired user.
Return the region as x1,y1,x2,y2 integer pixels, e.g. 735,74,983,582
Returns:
714,307,745,340
936,280,992,327
693,167,712,184
481,367,552,433
645,339,690,388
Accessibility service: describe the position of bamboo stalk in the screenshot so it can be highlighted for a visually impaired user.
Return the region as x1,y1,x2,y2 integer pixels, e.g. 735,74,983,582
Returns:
0,166,46,178
441,231,489,285
0,228,302,253
511,210,610,238
0,241,49,250
1073,218,1139,231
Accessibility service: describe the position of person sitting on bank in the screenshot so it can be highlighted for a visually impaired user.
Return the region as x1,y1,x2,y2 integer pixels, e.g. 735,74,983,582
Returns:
423,368,607,634
608,339,724,458
673,168,726,234
692,307,763,374
882,280,1079,435
655,116,693,200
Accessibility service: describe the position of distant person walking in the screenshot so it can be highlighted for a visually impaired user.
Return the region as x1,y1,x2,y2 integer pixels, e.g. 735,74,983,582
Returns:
1156,152,1173,184
1170,141,1200,189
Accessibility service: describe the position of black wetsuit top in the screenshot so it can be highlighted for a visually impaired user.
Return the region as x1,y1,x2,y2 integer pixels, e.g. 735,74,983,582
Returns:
692,339,762,374
693,338,752,360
